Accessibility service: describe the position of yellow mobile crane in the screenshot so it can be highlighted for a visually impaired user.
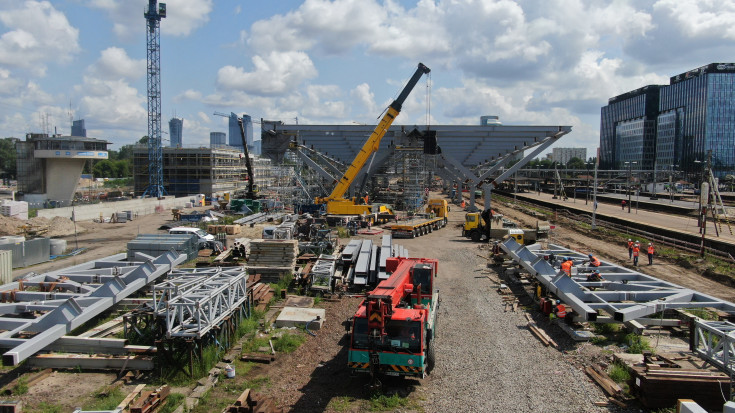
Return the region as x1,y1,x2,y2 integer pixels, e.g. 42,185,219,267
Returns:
315,63,431,221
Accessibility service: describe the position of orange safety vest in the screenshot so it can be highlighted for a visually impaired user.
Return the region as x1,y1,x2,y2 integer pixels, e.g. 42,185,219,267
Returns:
556,304,566,318
648,245,654,255
627,241,633,249
633,246,640,257
561,261,573,275
590,256,601,267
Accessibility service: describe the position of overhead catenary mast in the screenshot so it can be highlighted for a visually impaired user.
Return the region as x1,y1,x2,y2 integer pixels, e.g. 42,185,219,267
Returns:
143,0,167,198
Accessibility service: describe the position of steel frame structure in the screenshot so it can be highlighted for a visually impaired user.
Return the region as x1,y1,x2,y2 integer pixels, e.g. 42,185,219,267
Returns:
152,267,250,339
143,0,167,198
499,238,735,322
692,319,735,376
0,251,184,365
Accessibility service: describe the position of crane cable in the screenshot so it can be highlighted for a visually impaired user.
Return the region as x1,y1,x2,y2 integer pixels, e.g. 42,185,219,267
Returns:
425,71,432,130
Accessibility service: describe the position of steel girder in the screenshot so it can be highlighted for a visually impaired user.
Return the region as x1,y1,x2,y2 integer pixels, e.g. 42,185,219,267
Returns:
153,267,249,339
0,251,184,365
499,238,735,322
692,319,735,376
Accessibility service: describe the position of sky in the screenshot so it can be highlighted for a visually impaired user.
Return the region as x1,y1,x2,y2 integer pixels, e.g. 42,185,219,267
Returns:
1,0,735,158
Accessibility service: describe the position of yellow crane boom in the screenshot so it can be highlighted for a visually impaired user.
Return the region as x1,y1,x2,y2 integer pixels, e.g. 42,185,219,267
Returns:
315,63,431,215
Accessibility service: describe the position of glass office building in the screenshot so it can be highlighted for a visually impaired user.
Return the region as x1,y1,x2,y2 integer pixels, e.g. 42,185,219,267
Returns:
600,63,735,177
168,117,183,148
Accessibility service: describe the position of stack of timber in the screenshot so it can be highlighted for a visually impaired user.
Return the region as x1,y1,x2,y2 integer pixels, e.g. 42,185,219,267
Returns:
584,364,627,407
623,353,730,410
524,313,558,349
225,389,284,413
246,239,298,283
246,274,274,312
130,384,170,413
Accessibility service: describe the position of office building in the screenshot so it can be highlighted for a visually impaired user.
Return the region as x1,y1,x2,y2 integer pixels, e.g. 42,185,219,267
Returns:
226,112,253,151
169,117,183,148
600,63,735,177
71,119,87,137
551,148,586,165
210,132,226,147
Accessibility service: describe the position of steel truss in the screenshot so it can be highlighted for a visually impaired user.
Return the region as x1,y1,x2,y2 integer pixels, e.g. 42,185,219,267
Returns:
152,267,250,339
693,319,735,376
499,238,735,322
0,251,185,365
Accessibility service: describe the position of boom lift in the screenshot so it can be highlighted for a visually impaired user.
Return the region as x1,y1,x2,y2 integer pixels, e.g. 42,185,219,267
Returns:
347,256,439,385
315,63,431,220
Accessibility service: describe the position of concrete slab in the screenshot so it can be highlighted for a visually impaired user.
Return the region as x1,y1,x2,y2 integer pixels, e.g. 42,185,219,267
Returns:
556,321,596,341
275,307,326,330
284,295,314,308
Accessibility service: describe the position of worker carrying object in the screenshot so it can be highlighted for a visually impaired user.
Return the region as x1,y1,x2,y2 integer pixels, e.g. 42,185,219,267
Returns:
560,258,573,276
632,242,640,266
587,254,601,267
627,238,633,259
647,243,655,265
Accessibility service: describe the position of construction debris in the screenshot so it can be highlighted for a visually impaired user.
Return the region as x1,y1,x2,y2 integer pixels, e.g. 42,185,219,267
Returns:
224,389,284,413
130,384,170,413
524,313,558,349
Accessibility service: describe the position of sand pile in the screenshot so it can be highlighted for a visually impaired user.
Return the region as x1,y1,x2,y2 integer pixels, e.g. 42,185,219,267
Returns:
0,215,84,237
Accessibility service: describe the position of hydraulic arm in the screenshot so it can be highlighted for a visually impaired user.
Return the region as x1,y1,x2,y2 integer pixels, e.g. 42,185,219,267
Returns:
237,117,256,199
316,63,430,208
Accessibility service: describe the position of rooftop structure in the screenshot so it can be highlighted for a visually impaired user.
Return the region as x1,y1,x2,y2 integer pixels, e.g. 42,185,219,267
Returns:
15,134,109,207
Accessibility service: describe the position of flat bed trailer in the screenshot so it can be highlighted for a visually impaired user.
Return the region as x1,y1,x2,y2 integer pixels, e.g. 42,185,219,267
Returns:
384,215,447,238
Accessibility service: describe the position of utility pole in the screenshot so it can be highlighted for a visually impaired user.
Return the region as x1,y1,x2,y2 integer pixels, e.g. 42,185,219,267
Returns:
592,161,598,229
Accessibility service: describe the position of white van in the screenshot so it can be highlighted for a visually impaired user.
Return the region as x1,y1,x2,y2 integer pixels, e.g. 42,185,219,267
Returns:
168,227,215,242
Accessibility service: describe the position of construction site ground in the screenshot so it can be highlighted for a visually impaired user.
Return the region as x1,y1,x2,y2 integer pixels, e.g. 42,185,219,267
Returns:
1,195,733,412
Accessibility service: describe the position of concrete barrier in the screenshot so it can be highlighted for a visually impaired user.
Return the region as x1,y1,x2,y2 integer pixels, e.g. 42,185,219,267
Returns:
37,196,194,222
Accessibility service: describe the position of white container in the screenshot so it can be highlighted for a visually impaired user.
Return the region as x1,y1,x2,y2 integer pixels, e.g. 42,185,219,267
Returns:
50,239,67,256
225,364,235,378
0,250,11,284
0,236,25,246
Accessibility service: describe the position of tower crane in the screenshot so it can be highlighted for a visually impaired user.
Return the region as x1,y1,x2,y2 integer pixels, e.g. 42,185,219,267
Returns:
143,0,167,198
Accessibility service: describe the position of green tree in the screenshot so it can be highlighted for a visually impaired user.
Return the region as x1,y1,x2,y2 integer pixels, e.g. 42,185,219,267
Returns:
567,157,586,169
93,160,115,178
0,138,17,179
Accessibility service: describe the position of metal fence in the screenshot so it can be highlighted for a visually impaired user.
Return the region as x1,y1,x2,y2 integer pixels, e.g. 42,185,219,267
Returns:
0,238,50,268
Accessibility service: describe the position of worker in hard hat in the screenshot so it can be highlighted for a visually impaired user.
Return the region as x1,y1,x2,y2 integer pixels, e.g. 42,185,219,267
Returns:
587,269,603,282
627,238,634,260
647,243,655,265
632,241,641,266
560,257,574,276
586,254,601,267
553,300,567,319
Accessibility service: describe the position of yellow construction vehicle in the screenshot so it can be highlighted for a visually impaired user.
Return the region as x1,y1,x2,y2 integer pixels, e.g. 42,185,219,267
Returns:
462,210,549,244
315,63,431,222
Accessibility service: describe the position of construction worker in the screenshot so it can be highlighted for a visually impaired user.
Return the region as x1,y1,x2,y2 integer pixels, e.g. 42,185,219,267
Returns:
587,269,603,282
627,238,634,259
560,257,573,276
587,254,601,267
647,243,655,265
621,199,626,210
460,199,466,208
553,300,567,319
491,241,501,255
632,241,640,266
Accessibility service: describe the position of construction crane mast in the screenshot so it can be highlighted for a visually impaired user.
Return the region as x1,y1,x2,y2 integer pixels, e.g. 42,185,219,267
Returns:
143,0,167,198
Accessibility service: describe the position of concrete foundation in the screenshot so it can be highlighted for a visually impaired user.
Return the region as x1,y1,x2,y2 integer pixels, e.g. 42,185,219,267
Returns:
275,307,325,330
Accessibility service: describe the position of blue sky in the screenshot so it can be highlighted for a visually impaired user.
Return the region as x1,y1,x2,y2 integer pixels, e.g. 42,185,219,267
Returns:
2,0,735,157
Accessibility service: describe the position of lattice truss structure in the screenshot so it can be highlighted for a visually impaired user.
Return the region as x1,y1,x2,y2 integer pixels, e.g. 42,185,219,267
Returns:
152,267,249,339
499,238,735,322
0,251,185,365
693,320,735,376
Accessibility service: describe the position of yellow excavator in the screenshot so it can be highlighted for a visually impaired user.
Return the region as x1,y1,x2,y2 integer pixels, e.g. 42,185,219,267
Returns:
314,63,431,222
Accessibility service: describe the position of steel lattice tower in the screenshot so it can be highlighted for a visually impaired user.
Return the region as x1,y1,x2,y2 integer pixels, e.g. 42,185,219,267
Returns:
143,1,167,197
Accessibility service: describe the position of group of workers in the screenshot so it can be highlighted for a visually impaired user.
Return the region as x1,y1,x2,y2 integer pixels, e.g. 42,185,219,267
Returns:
557,253,602,277
627,238,655,266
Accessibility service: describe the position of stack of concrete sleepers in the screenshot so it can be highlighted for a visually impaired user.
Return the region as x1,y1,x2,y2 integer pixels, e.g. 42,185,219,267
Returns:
127,234,198,262
246,239,299,283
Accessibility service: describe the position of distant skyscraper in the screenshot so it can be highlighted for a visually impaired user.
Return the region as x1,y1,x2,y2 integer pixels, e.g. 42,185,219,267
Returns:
168,117,183,148
210,132,226,147
227,112,253,151
71,119,86,137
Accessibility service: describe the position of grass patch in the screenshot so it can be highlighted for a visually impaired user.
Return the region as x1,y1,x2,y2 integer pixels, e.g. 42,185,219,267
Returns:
36,402,62,413
241,335,272,353
12,377,28,395
82,385,125,410
624,333,652,354
608,361,631,383
336,226,350,238
272,332,306,353
327,396,354,412
592,322,619,335
682,308,719,321
270,274,293,303
159,393,185,413
369,393,413,411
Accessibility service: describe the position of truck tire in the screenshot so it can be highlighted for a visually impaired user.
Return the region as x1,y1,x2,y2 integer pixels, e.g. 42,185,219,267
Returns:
426,339,436,373
443,217,448,226
412,229,418,238
470,230,481,242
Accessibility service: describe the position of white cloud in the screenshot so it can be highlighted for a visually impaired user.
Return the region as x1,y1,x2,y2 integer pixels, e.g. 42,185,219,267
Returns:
216,51,318,96
350,83,377,117
654,0,735,39
88,47,145,81
87,0,213,40
197,111,210,123
0,1,80,73
173,89,203,103
75,76,146,131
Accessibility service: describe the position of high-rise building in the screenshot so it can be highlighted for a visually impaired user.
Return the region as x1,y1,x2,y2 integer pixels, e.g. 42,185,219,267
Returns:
551,148,587,165
227,112,253,151
600,63,735,177
169,117,183,148
71,119,86,137
210,132,226,147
